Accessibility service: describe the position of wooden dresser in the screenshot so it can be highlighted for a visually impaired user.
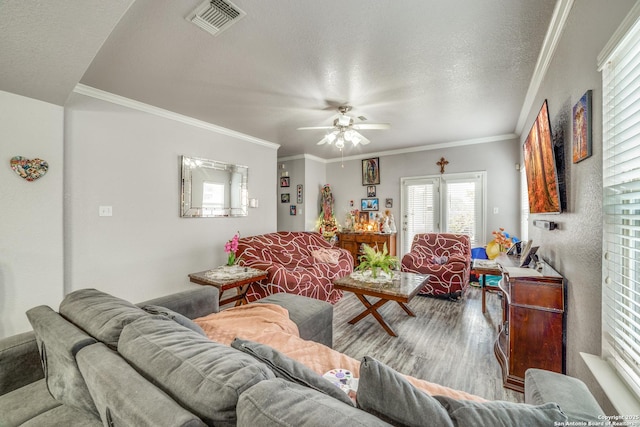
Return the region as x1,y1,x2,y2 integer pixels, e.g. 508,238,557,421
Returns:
493,254,565,392
336,232,396,266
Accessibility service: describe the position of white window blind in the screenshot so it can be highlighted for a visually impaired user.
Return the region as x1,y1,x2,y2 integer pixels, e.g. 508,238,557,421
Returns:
401,172,485,255
443,174,483,244
404,179,437,253
602,19,640,398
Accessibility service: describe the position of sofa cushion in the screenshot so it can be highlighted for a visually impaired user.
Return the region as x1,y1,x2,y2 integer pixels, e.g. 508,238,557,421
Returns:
137,287,219,319
357,356,453,427
59,288,147,348
256,292,333,347
26,305,98,417
524,368,605,422
20,403,102,427
140,305,206,336
77,343,206,427
118,315,275,426
231,337,354,407
434,395,567,426
237,379,392,427
0,331,43,395
0,379,61,426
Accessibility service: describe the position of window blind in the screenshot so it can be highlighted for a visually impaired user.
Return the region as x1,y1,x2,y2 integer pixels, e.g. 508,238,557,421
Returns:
443,176,482,245
602,19,640,398
405,180,436,253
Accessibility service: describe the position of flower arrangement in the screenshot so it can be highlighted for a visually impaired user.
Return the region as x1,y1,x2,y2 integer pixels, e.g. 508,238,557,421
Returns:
224,232,240,266
486,228,520,259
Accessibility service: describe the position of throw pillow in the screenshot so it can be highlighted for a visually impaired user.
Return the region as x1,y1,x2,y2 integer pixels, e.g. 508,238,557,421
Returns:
356,356,454,427
434,395,567,426
231,337,355,407
237,379,390,427
431,255,449,265
119,316,275,426
311,248,341,264
141,305,206,336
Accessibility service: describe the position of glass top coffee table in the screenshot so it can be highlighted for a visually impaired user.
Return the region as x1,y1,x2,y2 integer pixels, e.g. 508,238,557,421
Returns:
333,271,429,337
188,266,267,307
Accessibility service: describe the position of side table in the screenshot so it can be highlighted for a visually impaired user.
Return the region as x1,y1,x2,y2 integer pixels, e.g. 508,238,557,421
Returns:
188,266,268,306
472,259,503,313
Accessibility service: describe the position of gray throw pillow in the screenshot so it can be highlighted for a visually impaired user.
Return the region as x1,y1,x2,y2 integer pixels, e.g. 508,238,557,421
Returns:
237,379,391,427
231,337,355,407
141,305,206,336
434,395,568,426
119,316,275,426
357,356,454,427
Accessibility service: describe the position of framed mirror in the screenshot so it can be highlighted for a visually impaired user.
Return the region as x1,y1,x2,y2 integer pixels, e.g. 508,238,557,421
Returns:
180,155,248,217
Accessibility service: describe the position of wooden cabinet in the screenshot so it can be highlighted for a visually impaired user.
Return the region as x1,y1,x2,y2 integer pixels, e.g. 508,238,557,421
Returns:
494,255,565,392
336,232,396,266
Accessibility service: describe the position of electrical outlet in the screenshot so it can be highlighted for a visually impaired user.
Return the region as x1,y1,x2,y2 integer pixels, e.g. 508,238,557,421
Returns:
493,207,499,214
99,206,113,217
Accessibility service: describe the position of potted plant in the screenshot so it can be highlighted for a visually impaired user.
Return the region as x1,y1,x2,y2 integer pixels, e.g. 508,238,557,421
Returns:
355,243,400,279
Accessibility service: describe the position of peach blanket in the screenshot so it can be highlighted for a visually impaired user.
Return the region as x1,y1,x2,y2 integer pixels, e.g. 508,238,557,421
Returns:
195,304,485,402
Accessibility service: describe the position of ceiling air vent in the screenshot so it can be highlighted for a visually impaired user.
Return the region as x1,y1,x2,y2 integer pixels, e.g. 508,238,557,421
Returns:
188,0,246,37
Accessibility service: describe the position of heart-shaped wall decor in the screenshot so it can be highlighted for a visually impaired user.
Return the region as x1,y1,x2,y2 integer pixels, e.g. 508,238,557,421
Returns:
10,156,49,182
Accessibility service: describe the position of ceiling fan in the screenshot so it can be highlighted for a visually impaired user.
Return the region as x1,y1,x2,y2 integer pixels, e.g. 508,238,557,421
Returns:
297,106,391,149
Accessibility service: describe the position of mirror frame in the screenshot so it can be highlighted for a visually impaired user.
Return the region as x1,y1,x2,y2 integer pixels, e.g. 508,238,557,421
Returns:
180,155,249,218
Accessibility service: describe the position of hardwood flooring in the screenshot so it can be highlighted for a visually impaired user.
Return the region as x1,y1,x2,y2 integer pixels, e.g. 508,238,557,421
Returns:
332,285,524,403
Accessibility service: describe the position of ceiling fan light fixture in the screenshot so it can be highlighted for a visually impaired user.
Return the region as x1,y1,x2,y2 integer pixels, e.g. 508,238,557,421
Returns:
336,115,351,127
344,129,355,141
326,131,337,144
351,134,361,146
335,135,345,149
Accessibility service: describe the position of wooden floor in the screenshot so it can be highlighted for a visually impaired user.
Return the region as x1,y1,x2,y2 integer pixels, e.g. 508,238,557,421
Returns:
332,285,524,402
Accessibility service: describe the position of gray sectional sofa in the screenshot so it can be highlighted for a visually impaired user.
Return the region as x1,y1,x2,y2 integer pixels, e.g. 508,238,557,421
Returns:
0,286,606,426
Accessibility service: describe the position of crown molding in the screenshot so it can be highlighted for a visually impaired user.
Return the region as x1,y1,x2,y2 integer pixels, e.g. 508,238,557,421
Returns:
277,153,328,163
321,133,518,163
597,0,640,69
515,0,575,135
72,84,280,150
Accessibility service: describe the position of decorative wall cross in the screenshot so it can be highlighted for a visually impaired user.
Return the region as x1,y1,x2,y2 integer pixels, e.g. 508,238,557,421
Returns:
437,157,449,174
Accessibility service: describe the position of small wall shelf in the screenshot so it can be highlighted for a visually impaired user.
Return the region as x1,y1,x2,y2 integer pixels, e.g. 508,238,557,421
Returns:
533,220,558,230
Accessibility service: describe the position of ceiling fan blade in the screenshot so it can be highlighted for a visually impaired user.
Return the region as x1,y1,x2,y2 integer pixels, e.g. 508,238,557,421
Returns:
297,126,335,131
351,131,370,146
317,137,328,145
352,123,391,130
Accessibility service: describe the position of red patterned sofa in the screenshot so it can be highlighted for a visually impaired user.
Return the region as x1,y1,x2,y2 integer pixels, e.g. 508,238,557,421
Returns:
401,233,471,298
237,232,354,304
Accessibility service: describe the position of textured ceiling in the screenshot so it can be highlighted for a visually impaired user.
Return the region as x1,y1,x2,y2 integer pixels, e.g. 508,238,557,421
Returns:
1,0,557,159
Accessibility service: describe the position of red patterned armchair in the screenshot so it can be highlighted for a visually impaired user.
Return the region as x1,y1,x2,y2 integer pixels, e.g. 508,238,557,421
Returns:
237,232,354,304
401,233,471,298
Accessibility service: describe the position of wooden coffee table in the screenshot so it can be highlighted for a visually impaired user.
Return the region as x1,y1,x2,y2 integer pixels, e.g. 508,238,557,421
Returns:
188,266,267,306
333,271,429,337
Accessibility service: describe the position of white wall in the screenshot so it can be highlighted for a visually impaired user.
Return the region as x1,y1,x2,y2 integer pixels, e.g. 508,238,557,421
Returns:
304,157,327,231
277,158,305,231
326,138,521,255
520,0,636,413
64,93,278,303
0,90,64,338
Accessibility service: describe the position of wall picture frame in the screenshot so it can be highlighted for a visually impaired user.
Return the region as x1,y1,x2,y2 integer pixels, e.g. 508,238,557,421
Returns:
362,157,380,185
281,193,290,203
296,184,303,203
385,198,393,208
280,176,290,187
367,185,376,197
361,198,379,211
572,90,592,163
290,205,296,215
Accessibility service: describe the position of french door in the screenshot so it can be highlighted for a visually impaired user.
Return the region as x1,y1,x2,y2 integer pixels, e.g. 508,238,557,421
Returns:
400,172,485,255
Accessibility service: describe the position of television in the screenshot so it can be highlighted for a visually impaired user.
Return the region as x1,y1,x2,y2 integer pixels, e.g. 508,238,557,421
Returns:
523,100,562,214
